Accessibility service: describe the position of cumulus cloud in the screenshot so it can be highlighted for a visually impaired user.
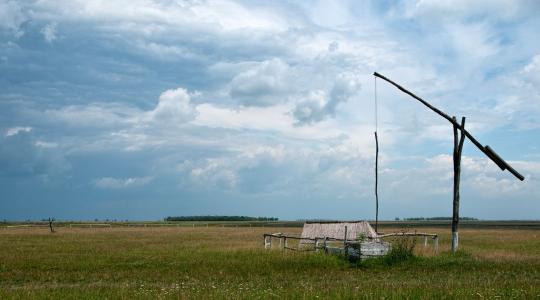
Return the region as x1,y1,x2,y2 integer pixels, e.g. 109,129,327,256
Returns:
292,73,361,125
190,158,238,189
94,176,153,189
1,1,539,220
229,58,291,106
41,86,196,131
146,87,197,123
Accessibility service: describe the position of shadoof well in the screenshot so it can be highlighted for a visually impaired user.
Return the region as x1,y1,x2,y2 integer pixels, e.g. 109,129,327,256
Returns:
372,72,525,253
263,72,524,257
263,221,439,260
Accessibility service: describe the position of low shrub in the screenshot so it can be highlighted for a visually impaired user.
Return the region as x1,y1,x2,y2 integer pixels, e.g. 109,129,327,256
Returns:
381,235,417,265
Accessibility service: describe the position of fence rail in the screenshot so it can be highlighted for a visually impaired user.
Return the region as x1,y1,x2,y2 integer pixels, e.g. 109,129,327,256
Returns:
378,232,439,251
263,231,439,255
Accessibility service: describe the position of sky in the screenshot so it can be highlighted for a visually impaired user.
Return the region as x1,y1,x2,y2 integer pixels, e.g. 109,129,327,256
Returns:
1,0,539,221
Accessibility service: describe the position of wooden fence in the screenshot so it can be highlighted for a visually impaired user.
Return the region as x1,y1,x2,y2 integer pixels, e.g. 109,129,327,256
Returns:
263,231,439,258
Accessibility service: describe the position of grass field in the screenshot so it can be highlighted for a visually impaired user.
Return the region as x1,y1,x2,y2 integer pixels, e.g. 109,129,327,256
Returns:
1,225,539,299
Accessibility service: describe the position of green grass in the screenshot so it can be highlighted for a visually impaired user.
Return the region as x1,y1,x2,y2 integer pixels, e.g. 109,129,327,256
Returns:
0,227,539,299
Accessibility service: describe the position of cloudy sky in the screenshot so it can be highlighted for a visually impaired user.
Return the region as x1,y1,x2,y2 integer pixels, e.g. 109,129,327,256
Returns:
1,0,539,221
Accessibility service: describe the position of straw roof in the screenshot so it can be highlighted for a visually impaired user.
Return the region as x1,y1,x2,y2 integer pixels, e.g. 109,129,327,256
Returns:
300,221,378,241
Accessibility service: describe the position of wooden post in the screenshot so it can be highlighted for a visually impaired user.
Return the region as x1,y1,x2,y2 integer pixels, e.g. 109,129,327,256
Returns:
424,236,428,247
374,131,380,233
452,116,466,253
281,236,285,251
343,226,348,258
434,236,439,253
315,238,320,252
324,237,328,254
48,218,54,233
264,235,271,249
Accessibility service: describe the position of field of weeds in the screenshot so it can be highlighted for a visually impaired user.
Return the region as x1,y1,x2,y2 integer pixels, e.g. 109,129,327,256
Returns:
0,225,539,299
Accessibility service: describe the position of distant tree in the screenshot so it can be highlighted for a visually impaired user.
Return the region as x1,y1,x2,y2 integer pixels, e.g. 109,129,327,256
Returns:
403,217,478,221
164,216,278,222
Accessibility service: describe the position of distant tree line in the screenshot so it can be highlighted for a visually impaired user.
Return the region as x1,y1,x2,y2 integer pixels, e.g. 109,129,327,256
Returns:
164,216,278,222
399,217,478,221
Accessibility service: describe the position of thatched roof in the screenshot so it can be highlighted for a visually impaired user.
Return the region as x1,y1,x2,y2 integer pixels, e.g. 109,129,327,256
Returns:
300,221,377,241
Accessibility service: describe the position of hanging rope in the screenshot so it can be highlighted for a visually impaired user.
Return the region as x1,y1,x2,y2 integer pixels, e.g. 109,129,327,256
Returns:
374,76,379,233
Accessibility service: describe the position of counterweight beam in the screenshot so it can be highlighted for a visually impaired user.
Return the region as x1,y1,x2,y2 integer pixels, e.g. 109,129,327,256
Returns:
373,72,524,181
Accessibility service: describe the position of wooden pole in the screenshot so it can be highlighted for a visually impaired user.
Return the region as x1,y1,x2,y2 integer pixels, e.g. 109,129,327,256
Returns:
374,131,379,233
452,116,466,253
48,217,54,233
343,226,348,258
373,72,524,181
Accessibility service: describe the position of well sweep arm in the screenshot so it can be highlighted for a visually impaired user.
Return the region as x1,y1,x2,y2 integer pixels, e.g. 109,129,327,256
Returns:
373,72,524,181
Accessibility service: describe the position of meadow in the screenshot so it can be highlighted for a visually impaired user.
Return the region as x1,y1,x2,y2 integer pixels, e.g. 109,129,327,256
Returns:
0,224,539,299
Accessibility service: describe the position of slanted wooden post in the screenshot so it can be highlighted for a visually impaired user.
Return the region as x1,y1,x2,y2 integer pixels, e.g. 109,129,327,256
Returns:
452,116,466,253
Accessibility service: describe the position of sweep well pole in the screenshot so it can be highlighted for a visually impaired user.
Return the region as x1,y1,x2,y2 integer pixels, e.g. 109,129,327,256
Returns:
373,72,524,181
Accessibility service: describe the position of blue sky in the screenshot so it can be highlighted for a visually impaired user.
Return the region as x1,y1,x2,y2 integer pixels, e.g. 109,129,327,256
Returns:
1,0,539,221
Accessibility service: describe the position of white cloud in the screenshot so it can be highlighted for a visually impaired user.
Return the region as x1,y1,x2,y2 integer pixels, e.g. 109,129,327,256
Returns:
94,176,152,189
405,0,530,22
41,22,57,43
0,0,26,37
5,126,32,137
446,21,499,62
292,72,361,125
30,0,289,33
146,87,196,123
44,104,138,129
35,140,58,148
229,58,291,106
521,54,540,87
41,87,196,130
2,0,539,219
423,154,535,197
190,158,237,189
